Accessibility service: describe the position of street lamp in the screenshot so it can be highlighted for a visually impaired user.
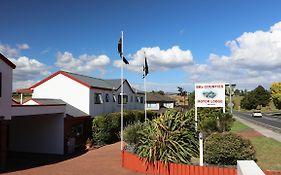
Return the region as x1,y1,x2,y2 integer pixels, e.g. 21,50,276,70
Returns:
225,83,236,114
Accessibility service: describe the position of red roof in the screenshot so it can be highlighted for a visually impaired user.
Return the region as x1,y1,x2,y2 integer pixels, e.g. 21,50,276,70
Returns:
16,89,34,93
30,71,92,89
0,53,16,69
28,70,140,94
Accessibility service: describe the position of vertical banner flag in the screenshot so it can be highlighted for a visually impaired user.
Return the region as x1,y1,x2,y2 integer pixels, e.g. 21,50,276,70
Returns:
143,55,149,78
118,35,129,64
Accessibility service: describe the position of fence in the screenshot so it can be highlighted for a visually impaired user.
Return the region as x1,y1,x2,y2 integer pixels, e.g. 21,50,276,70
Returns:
122,151,281,175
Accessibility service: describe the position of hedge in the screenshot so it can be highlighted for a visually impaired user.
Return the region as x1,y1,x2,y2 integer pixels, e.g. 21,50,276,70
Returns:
204,132,256,165
92,110,155,145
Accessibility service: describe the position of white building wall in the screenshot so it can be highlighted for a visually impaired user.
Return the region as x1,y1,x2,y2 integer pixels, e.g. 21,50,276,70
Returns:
9,114,64,154
0,59,13,120
22,100,39,105
89,88,115,116
146,103,160,110
115,82,145,111
32,74,90,116
89,81,145,117
12,105,66,117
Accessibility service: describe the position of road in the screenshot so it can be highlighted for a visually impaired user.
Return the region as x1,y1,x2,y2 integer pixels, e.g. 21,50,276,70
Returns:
234,111,281,132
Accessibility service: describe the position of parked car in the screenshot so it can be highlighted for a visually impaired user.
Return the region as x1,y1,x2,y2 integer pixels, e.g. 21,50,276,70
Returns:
251,111,262,118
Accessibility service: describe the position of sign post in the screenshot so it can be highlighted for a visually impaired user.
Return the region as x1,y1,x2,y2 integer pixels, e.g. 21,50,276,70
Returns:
194,83,226,166
199,132,204,166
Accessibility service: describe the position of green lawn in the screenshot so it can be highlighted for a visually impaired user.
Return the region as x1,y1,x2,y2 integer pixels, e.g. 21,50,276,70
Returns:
231,121,281,171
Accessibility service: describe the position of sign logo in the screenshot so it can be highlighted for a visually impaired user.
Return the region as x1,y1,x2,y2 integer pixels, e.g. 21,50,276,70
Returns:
202,90,217,99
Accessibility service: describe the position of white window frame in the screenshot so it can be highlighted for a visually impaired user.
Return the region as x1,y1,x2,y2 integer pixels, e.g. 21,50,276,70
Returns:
113,94,116,102
95,93,103,104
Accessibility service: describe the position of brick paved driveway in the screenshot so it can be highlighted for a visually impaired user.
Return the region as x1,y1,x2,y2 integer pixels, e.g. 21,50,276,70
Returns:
3,142,143,175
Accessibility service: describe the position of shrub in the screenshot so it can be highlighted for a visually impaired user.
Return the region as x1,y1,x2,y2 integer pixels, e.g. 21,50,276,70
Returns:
123,122,143,145
92,110,156,145
123,122,144,153
136,110,199,164
204,132,256,165
198,108,234,136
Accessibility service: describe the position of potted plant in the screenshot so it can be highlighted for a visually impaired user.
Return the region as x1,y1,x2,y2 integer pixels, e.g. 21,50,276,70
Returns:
85,138,93,150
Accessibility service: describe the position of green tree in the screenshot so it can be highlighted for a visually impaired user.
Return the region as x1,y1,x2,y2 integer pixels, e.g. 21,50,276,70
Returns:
177,87,187,105
150,90,165,95
270,82,281,109
241,85,270,110
241,92,258,110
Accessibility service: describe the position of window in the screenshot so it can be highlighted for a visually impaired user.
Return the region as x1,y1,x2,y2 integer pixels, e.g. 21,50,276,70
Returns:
71,124,83,137
140,97,144,103
95,93,103,104
105,94,110,102
113,94,116,102
136,96,140,103
118,95,128,104
0,72,2,97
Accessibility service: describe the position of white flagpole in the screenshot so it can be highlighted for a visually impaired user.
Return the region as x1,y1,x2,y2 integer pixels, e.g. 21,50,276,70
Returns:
120,31,124,151
144,55,147,121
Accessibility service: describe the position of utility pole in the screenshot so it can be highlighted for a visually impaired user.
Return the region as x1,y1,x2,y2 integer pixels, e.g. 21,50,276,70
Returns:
226,83,236,114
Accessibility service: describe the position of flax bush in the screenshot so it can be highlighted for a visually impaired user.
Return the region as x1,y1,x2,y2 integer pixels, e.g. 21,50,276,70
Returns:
136,110,199,164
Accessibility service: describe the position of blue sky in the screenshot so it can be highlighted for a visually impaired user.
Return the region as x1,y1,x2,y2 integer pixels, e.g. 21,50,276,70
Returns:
1,0,281,92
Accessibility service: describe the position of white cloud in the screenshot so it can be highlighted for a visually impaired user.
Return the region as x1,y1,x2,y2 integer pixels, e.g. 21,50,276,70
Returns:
184,21,281,90
13,80,37,91
10,56,50,82
0,43,20,57
17,43,29,50
132,81,193,93
114,46,193,73
56,51,110,75
0,43,30,57
4,56,51,90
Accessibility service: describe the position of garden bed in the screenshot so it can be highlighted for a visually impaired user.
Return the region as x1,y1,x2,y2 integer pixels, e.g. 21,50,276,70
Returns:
122,150,236,175
122,150,281,175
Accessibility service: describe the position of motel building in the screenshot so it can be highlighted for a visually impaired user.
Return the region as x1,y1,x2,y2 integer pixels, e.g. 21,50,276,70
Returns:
0,53,144,170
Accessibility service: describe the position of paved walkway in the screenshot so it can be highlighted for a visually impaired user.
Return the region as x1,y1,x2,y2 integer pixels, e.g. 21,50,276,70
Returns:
3,142,142,175
234,115,281,143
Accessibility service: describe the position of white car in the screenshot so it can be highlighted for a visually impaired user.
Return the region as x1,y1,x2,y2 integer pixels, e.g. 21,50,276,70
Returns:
251,111,262,118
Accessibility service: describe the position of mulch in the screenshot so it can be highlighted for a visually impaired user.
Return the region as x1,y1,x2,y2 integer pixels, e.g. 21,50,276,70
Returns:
237,130,263,137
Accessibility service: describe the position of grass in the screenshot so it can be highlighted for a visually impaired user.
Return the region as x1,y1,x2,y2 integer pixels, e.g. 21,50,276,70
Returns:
230,120,252,132
231,120,281,171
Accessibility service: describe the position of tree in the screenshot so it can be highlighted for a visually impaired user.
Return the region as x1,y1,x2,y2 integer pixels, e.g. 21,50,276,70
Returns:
150,90,165,95
241,85,270,110
177,87,187,105
188,91,195,109
254,85,271,107
234,89,241,95
157,90,165,95
270,82,281,109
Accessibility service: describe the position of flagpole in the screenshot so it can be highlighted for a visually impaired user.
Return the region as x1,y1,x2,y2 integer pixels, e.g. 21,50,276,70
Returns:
120,31,124,151
144,55,147,121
